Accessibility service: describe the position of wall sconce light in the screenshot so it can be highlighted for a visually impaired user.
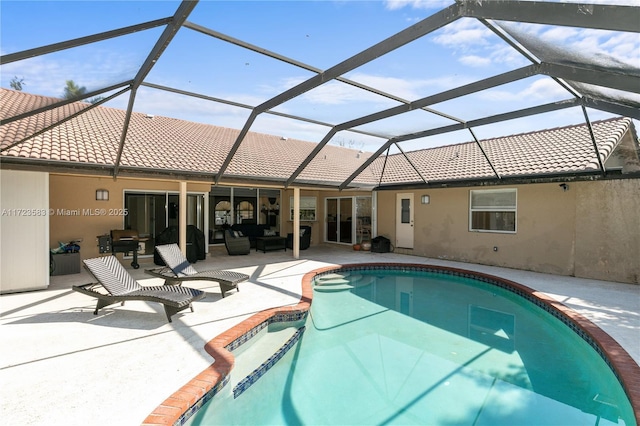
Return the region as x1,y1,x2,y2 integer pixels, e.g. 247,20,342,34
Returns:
96,189,109,201
421,195,430,204
559,183,569,192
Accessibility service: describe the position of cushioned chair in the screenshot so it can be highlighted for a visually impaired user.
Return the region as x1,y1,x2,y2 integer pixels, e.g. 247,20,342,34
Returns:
287,225,312,250
223,229,251,255
73,255,205,322
146,244,249,297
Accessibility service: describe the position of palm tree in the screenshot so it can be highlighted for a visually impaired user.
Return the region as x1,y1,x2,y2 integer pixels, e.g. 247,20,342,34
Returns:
62,80,87,99
62,80,103,104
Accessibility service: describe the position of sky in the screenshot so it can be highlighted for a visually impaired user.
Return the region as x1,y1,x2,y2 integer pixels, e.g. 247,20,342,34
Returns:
1,0,638,154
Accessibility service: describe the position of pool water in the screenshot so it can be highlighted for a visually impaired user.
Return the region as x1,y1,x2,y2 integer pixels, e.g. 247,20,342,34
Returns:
187,269,635,425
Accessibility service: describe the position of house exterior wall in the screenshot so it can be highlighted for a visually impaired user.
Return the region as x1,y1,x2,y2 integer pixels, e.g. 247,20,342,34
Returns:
376,179,640,284
574,179,640,284
45,173,640,284
49,174,210,260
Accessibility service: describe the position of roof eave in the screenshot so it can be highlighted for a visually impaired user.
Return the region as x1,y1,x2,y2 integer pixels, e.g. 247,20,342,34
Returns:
373,169,639,191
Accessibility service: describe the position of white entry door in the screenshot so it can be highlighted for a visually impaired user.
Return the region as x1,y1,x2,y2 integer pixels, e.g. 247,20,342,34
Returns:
396,193,414,249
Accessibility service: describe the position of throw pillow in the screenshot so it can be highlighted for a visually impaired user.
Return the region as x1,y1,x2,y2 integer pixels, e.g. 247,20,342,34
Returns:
264,229,276,236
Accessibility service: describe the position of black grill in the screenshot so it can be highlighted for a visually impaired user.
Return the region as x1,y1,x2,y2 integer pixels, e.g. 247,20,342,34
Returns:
110,229,140,269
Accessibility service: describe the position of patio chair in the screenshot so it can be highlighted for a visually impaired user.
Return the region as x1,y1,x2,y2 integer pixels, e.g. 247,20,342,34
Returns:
73,255,205,322
287,225,312,250
223,229,251,255
146,244,249,297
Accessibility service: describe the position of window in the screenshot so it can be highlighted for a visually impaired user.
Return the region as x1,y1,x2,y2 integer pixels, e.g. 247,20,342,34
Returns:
290,196,317,221
214,201,231,226
469,189,516,233
236,200,255,223
400,198,411,223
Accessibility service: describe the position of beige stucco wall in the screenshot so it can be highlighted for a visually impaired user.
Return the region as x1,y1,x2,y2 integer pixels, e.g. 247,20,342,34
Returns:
377,179,640,284
48,173,639,283
49,174,210,260
574,179,640,283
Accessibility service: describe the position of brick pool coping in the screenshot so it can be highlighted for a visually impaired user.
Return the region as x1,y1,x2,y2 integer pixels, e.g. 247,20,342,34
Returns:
142,263,640,425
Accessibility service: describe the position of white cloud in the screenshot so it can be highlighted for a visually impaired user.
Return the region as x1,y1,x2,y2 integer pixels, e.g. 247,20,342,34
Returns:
520,78,569,100
300,81,373,105
430,18,525,68
477,77,569,103
384,0,454,11
602,32,640,58
319,72,477,103
459,55,491,67
2,49,139,99
343,74,424,100
539,27,580,44
489,45,530,67
432,19,492,48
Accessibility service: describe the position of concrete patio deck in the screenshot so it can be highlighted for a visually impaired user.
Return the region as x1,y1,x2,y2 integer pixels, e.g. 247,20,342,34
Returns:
1,244,638,425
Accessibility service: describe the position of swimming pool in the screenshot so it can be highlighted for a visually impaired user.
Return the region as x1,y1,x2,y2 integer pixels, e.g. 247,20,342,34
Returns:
150,264,638,425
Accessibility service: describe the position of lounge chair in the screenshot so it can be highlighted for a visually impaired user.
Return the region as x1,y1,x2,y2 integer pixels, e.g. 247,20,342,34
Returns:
145,244,249,297
73,255,205,322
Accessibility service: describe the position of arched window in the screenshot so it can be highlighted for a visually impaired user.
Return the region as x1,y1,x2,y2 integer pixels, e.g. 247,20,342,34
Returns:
236,200,255,223
214,200,231,226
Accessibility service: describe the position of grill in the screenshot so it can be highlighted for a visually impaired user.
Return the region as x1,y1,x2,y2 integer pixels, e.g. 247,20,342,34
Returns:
110,229,140,269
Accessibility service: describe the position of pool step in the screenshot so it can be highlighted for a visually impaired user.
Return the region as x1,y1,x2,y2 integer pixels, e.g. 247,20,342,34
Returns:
317,278,351,285
315,273,354,292
316,273,349,281
231,326,305,399
314,283,354,292
315,273,373,291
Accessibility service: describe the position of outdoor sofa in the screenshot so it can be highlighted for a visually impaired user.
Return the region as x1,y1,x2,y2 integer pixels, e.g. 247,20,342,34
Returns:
231,223,277,248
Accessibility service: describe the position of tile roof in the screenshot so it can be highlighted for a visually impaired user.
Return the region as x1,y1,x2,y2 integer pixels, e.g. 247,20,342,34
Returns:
0,88,375,186
0,88,633,188
370,117,633,185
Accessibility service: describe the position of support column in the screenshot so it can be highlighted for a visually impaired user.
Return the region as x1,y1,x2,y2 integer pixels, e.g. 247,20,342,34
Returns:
293,187,300,259
179,181,187,257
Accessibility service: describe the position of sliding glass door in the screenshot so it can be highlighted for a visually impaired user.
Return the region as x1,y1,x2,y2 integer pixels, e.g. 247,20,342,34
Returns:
327,198,349,243
124,191,204,255
326,196,372,245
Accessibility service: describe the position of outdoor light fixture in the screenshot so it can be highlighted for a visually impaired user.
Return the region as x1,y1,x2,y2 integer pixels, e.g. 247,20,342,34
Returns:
96,189,109,201
421,195,430,204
